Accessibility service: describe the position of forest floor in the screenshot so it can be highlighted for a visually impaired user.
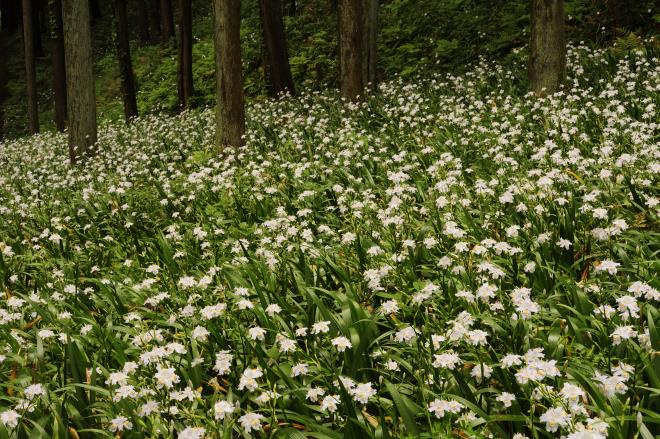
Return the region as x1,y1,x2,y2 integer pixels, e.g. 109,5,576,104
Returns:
0,44,658,438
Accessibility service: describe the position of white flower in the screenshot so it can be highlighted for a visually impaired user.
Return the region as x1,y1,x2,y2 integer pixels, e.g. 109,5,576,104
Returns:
560,382,585,401
496,392,516,408
311,320,331,334
380,299,399,314
611,326,637,345
594,259,620,275
394,326,416,343
428,399,464,418
432,351,462,370
191,326,210,341
238,412,264,432
265,303,282,316
154,366,180,389
539,406,570,433
290,363,309,377
306,387,326,402
350,382,376,404
109,416,133,432
331,336,352,352
214,400,236,420
0,410,20,428
178,427,205,439
248,326,266,341
214,351,233,375
320,394,340,413
238,367,263,392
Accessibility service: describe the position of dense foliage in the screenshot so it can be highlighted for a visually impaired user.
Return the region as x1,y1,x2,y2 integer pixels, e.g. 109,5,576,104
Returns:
1,0,658,137
0,43,658,437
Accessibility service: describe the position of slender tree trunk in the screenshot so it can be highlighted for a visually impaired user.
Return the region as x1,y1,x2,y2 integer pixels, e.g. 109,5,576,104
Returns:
528,0,565,96
62,0,97,162
177,0,193,107
50,0,67,131
136,0,150,44
364,0,377,87
213,0,244,148
260,0,294,96
22,0,40,133
113,0,138,120
32,0,45,57
339,0,365,101
148,0,160,43
0,29,8,140
160,0,174,41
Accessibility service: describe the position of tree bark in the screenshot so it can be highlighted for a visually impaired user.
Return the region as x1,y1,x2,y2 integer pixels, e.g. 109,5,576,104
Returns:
364,0,377,87
160,0,174,41
62,0,97,162
50,0,67,131
260,0,294,96
1,0,21,33
213,0,244,149
113,0,138,120
528,0,565,96
22,0,40,133
136,0,150,44
177,0,193,107
339,0,365,101
0,29,8,140
148,0,160,43
32,0,45,57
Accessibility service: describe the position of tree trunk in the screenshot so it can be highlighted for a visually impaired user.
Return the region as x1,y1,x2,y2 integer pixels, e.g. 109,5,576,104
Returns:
160,0,174,41
0,29,8,140
113,0,138,120
22,0,40,133
32,0,45,57
338,0,365,101
213,0,244,148
62,0,97,162
148,0,160,43
50,0,67,131
136,0,150,44
364,0,377,87
1,0,21,33
528,0,565,96
177,0,193,107
260,0,294,96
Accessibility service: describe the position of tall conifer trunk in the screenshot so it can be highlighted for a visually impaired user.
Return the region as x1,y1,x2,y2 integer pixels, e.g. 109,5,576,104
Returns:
62,0,97,162
160,0,174,40
22,0,40,133
177,0,193,107
260,0,294,95
339,0,365,101
50,0,67,131
528,0,565,95
113,0,138,120
213,0,244,148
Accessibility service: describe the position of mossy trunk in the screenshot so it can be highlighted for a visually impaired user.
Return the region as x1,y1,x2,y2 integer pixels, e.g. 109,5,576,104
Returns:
213,0,245,149
62,0,97,163
528,0,565,96
113,0,138,120
339,0,365,101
